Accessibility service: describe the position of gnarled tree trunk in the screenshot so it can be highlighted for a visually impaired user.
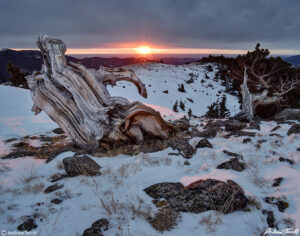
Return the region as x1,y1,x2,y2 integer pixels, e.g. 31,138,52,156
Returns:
237,67,282,121
26,35,173,151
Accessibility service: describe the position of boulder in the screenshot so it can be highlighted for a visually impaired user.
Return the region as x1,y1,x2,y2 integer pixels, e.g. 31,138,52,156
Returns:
168,139,196,159
144,179,248,214
63,155,101,177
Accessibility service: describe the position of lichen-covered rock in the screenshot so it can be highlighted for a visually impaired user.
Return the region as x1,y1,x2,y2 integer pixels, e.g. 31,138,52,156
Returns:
287,124,300,136
223,150,243,160
144,179,248,214
217,158,245,172
63,155,101,177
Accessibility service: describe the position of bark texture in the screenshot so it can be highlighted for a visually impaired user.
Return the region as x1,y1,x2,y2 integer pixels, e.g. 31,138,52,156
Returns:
26,35,173,150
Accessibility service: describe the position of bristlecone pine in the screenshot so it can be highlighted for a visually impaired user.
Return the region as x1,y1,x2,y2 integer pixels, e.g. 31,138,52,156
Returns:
26,35,173,151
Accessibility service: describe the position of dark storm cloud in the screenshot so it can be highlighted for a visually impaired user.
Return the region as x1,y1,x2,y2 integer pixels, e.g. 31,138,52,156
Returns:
0,0,300,50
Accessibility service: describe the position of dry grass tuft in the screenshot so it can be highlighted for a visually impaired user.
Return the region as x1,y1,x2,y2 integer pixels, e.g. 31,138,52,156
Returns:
199,212,223,233
23,182,45,194
149,206,179,232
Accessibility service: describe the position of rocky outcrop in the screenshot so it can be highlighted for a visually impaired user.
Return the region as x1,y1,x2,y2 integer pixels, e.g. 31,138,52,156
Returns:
63,155,102,177
144,179,248,214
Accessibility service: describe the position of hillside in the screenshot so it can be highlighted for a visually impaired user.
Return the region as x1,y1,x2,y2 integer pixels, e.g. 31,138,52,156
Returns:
284,55,300,66
0,64,299,235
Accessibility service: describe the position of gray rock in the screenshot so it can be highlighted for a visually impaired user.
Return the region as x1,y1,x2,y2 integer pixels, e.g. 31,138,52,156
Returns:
63,155,101,177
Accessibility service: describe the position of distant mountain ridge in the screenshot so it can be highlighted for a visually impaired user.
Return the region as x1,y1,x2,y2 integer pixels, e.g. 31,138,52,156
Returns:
284,55,300,66
0,49,201,83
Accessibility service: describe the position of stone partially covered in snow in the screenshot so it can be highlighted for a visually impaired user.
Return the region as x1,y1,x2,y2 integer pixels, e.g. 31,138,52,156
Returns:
63,155,102,177
216,158,246,172
195,139,213,148
225,120,247,132
144,179,248,214
287,124,300,135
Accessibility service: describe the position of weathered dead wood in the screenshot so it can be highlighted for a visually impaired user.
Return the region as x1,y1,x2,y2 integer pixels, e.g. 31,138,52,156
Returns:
26,35,173,151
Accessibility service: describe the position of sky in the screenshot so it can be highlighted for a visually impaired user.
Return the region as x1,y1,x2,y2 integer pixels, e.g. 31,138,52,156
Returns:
1,0,300,55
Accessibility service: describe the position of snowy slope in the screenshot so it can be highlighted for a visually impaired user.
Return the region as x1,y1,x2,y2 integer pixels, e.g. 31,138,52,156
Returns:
0,65,299,236
108,63,240,117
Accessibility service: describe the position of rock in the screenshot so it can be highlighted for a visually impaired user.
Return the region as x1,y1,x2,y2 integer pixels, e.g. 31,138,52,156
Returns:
198,127,219,139
91,218,109,231
195,139,213,148
63,155,102,177
168,152,179,156
279,157,294,165
162,90,168,94
184,160,190,166
225,121,247,132
51,198,63,204
275,108,300,122
168,139,196,159
271,126,281,132
272,177,283,187
44,183,64,194
287,124,300,135
17,218,37,231
203,120,226,129
297,147,300,151
144,179,248,214
52,128,64,134
225,130,256,138
257,139,267,144
264,197,289,212
242,138,252,143
83,228,103,236
49,173,68,182
173,116,190,131
269,133,283,137
262,210,275,228
246,121,260,130
223,150,243,160
217,158,245,172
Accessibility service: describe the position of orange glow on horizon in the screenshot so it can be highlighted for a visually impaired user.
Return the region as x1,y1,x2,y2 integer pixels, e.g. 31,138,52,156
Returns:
11,47,300,55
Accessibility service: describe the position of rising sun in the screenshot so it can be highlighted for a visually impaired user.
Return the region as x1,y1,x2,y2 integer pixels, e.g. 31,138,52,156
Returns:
136,46,152,54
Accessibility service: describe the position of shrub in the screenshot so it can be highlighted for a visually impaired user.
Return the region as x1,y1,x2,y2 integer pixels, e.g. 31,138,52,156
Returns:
205,95,230,118
6,62,29,89
173,100,178,112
